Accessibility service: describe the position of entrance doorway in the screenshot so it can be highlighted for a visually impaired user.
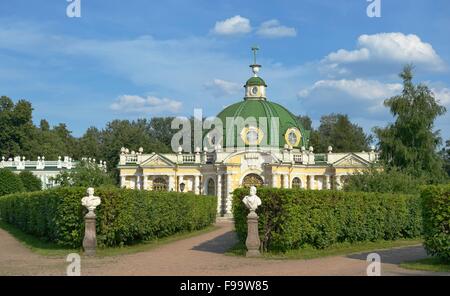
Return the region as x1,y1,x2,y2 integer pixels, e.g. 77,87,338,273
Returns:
242,174,264,187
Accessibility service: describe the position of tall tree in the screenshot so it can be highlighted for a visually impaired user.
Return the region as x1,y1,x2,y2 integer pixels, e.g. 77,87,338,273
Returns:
0,96,35,158
439,139,450,177
149,117,176,147
296,115,320,149
75,127,103,160
101,119,170,178
315,114,372,153
374,65,447,180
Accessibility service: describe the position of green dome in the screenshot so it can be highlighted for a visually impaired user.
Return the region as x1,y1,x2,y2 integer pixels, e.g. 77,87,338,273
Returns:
216,99,310,148
245,76,267,87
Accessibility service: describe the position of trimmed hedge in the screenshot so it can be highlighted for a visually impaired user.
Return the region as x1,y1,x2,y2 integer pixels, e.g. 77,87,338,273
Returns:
233,188,422,252
421,184,450,261
0,168,24,197
0,187,217,248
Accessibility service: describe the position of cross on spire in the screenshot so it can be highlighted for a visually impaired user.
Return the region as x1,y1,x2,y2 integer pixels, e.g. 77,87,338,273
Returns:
251,46,259,65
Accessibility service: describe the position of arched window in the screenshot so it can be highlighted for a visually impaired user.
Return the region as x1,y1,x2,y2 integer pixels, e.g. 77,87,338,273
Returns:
242,174,264,188
207,178,215,196
153,177,168,191
292,177,302,189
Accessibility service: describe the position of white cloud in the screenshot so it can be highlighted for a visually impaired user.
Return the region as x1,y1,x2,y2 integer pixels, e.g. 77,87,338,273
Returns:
325,48,370,63
323,33,445,71
256,20,296,38
110,95,182,114
204,79,241,96
299,79,402,101
432,87,450,106
212,15,251,35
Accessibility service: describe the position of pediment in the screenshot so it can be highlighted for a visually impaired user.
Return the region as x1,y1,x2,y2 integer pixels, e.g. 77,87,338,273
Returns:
140,154,175,167
332,153,370,167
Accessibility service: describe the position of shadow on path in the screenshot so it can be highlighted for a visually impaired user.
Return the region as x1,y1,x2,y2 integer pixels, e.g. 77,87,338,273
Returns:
191,231,238,254
347,245,427,265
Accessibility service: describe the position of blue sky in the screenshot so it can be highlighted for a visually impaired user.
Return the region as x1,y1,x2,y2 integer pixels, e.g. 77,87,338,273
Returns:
0,0,449,141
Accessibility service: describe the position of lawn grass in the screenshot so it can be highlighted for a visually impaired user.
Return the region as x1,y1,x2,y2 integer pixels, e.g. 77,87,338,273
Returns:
0,221,218,258
226,238,423,260
400,257,450,273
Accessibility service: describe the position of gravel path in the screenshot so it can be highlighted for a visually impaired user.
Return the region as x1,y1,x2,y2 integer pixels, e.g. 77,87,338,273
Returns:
0,221,448,276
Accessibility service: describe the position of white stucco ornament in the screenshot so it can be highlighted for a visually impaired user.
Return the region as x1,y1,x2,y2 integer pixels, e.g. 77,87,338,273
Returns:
81,187,101,215
242,186,262,212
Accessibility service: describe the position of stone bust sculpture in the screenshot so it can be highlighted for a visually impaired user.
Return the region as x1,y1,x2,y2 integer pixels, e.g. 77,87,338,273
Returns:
81,187,101,215
242,186,262,212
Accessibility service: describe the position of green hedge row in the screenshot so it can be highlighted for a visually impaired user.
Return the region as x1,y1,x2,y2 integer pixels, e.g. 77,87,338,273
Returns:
421,184,450,261
0,187,217,248
233,188,422,252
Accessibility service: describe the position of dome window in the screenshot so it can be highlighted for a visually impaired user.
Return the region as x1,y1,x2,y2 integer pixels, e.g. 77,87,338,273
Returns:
241,126,264,146
285,128,302,147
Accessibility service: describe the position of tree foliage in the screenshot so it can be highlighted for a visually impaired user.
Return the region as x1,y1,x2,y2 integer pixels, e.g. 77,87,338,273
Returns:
0,169,24,196
52,160,116,187
374,66,447,181
297,114,372,152
439,139,450,177
18,171,42,192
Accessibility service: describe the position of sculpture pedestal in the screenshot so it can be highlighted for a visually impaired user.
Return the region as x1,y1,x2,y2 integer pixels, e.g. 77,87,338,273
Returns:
245,211,261,257
83,212,97,256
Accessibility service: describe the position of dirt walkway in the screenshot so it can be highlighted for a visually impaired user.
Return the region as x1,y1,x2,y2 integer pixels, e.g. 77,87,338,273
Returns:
0,221,448,276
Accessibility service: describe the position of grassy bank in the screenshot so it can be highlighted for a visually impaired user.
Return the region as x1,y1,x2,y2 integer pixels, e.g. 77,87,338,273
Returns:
226,239,423,260
400,257,450,272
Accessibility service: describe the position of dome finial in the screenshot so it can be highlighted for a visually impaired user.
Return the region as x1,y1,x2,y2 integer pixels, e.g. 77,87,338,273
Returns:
250,45,261,77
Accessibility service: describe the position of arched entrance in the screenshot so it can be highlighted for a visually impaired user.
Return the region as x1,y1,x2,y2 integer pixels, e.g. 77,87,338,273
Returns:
207,178,215,196
292,177,302,189
242,173,264,188
153,177,168,191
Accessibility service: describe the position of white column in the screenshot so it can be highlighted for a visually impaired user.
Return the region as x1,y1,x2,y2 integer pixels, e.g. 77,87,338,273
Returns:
143,176,148,190
317,176,323,190
225,174,233,216
178,175,184,192
194,175,200,195
217,174,222,215
168,175,175,191
283,174,289,188
326,175,331,190
272,174,277,188
137,175,142,190
308,175,314,190
336,175,342,190
120,176,126,188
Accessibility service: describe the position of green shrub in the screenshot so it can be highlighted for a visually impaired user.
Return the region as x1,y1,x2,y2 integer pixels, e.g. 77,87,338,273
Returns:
421,184,450,261
0,187,216,248
52,160,116,187
19,171,42,192
233,188,422,252
0,169,25,197
343,167,424,194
